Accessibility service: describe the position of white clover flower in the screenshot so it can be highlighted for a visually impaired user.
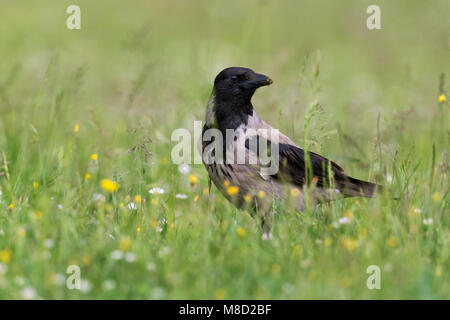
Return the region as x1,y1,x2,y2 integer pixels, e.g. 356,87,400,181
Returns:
91,193,105,202
125,252,136,263
44,239,54,248
423,218,433,225
57,204,63,209
127,202,137,210
102,279,116,291
80,280,91,293
110,250,123,260
146,262,156,271
178,164,192,175
175,193,188,199
338,216,351,225
53,273,65,286
149,187,165,195
20,286,37,300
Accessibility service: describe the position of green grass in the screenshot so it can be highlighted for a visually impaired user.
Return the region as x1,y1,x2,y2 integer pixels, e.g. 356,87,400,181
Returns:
0,0,448,299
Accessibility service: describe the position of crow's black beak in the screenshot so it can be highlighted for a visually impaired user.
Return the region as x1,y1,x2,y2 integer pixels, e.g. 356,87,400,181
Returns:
254,73,273,87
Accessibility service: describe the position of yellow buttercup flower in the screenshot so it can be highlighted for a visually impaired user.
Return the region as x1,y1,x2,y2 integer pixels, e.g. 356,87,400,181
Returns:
119,236,132,252
100,179,119,192
74,124,80,133
189,174,198,185
137,227,141,233
272,264,281,274
243,193,252,203
438,94,447,103
84,173,92,182
227,186,239,196
431,192,442,203
33,210,42,220
386,236,398,248
236,227,246,237
290,188,301,198
341,237,358,252
0,249,11,263
8,203,14,210
134,195,142,204
257,190,266,198
193,195,199,202
90,153,98,161
33,181,39,189
344,209,354,220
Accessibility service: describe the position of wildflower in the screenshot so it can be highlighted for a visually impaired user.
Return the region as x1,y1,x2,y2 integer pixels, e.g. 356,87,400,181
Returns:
100,179,119,192
33,182,39,189
119,236,132,252
438,93,447,103
127,202,137,210
91,192,105,202
74,124,80,133
90,153,98,161
408,206,422,218
137,227,141,233
202,188,209,195
0,250,11,263
84,173,92,182
149,187,165,195
213,289,226,300
175,193,188,199
193,195,199,202
431,192,442,203
236,227,246,237
386,174,393,184
44,239,54,248
386,236,398,248
178,164,191,175
110,250,123,260
20,287,37,300
243,193,252,203
189,174,198,185
272,264,281,274
290,188,301,198
8,203,14,210
80,280,91,293
344,210,354,220
125,252,136,263
341,237,358,252
102,279,117,291
134,195,142,203
338,216,351,225
223,180,230,187
257,190,266,198
16,227,26,238
33,210,42,220
227,185,239,196
423,218,434,225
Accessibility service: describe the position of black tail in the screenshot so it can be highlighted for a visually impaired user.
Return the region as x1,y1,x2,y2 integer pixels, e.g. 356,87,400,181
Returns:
342,176,382,198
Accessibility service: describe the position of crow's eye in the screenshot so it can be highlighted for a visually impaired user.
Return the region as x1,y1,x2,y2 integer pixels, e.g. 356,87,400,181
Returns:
231,75,238,82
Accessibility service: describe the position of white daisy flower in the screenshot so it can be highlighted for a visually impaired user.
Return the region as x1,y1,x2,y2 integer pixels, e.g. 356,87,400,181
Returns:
178,164,192,175
125,252,136,263
127,202,137,210
423,218,433,225
338,216,351,225
176,193,188,199
110,250,123,260
149,187,165,195
20,286,37,300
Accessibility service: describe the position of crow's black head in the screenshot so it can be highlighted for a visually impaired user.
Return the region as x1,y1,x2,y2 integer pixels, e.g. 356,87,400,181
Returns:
213,67,273,104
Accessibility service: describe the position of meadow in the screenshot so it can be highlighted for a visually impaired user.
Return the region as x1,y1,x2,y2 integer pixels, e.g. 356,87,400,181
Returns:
0,0,448,299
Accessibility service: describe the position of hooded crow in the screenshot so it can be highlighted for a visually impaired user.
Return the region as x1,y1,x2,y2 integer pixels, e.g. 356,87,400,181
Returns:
201,67,380,238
